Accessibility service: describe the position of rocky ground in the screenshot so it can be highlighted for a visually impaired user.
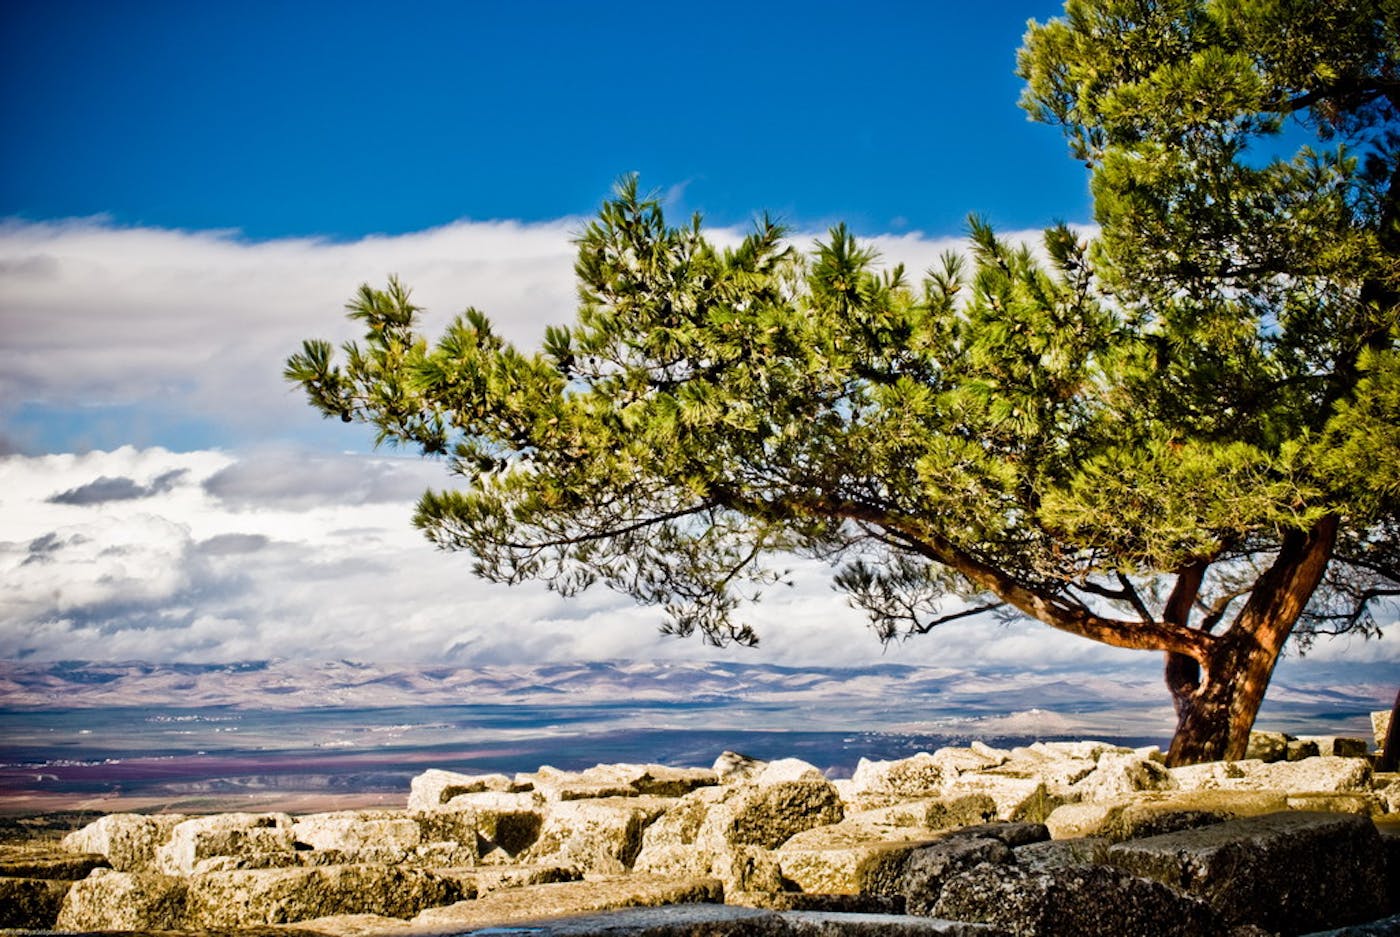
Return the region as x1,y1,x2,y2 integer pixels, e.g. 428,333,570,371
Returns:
2,728,1398,936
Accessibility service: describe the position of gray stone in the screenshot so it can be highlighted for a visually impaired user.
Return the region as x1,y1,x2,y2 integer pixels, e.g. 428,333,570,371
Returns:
898,835,1014,915
931,862,1222,936
1013,836,1111,871
947,822,1049,848
61,812,186,872
1297,913,1400,935
56,868,189,931
0,876,71,929
184,863,468,927
1105,811,1387,933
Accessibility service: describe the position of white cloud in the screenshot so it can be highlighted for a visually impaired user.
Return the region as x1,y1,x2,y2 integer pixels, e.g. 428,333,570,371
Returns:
0,214,1069,453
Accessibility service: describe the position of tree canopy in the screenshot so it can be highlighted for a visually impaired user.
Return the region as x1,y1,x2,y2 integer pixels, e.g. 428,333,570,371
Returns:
289,0,1399,764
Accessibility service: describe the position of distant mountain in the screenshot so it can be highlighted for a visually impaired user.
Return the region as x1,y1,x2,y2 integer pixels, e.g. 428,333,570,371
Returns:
0,657,1387,740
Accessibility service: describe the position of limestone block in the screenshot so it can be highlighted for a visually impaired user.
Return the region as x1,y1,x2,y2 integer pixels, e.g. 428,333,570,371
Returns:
970,741,1011,762
753,757,826,784
523,797,667,873
610,763,717,796
411,807,480,863
156,812,298,875
898,835,1014,915
1298,735,1371,758
1026,740,1129,762
468,863,581,893
1250,755,1372,793
1284,792,1375,815
61,812,186,872
1374,709,1392,750
1169,758,1266,791
0,877,71,929
407,768,518,811
56,869,188,931
409,874,724,930
778,837,937,896
1286,739,1321,761
1047,790,1289,841
183,864,468,927
1071,752,1177,802
928,746,1005,775
850,794,999,832
1105,811,1387,933
1245,730,1290,763
0,845,108,880
1013,836,1110,871
292,810,425,864
709,844,785,894
931,862,1221,936
943,773,1059,822
698,780,845,851
1373,774,1400,814
849,754,947,803
440,790,544,861
714,750,767,783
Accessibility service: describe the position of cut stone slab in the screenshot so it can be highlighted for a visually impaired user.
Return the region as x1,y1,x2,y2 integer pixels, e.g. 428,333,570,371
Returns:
408,768,520,811
184,863,469,927
776,829,942,895
897,835,1015,915
156,811,298,875
701,780,845,850
1045,789,1290,842
524,796,669,873
0,844,108,880
410,874,723,930
1105,810,1387,933
0,876,71,929
61,812,187,872
56,868,189,931
942,774,1058,822
291,810,429,864
931,862,1222,937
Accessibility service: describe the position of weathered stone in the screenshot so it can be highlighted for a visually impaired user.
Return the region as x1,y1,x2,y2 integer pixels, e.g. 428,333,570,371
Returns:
1285,792,1375,815
754,757,827,785
931,862,1222,936
1030,740,1131,761
0,877,71,928
948,822,1049,848
1287,739,1322,761
850,753,947,803
785,909,1011,935
702,780,845,850
849,794,1000,833
1297,736,1371,759
410,874,724,929
61,812,186,872
441,790,545,861
1013,835,1111,871
776,821,942,895
525,797,668,873
1374,710,1392,751
929,746,1005,776
56,869,188,931
1246,730,1290,763
184,863,468,927
1373,774,1400,814
1173,756,1371,795
408,768,520,811
0,844,108,879
466,862,582,893
1046,790,1290,842
292,810,427,864
898,836,1014,915
714,750,766,783
1169,758,1265,791
1105,811,1387,933
156,812,297,875
1072,752,1178,802
943,773,1058,822
725,892,905,913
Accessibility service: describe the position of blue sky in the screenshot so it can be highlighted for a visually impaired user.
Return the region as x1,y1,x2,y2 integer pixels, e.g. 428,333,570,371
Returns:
2,2,1392,684
3,0,1086,240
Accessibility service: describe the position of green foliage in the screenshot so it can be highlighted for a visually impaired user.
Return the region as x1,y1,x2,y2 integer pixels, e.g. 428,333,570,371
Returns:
290,1,1398,668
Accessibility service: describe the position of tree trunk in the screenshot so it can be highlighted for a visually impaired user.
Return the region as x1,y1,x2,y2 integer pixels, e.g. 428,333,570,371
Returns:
1165,516,1339,766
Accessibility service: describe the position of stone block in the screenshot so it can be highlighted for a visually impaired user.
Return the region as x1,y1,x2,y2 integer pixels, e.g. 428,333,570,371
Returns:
184,864,468,927
410,874,724,929
714,750,766,783
898,835,1014,915
408,768,518,811
1047,790,1289,842
931,862,1222,936
701,780,845,850
1105,811,1387,933
754,757,827,785
0,845,108,880
292,810,426,864
1246,731,1290,763
1298,736,1372,759
0,877,71,929
943,773,1059,822
776,826,942,895
441,790,545,861
156,812,298,875
524,797,667,873
849,753,947,803
1013,835,1110,871
1071,751,1177,802
56,869,188,931
1287,739,1321,761
1374,710,1392,750
61,812,186,872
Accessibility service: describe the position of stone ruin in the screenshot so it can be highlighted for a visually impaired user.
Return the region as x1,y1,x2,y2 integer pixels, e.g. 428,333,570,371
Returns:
2,728,1397,936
